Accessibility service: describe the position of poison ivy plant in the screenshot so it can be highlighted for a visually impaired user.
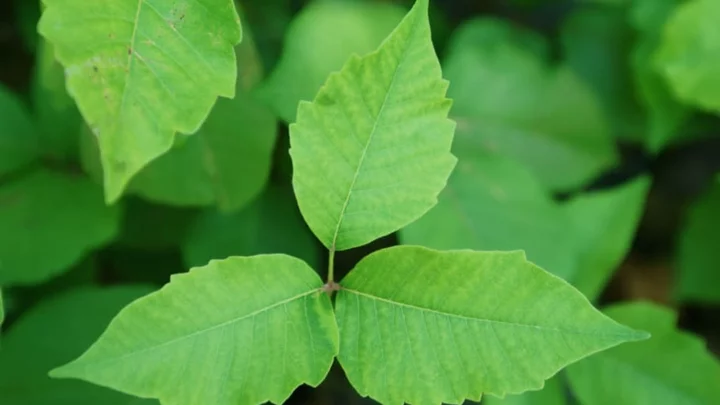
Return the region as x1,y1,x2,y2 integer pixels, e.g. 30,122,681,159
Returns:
0,84,38,177
567,301,720,405
335,246,643,405
38,0,243,203
655,0,720,112
182,185,319,270
78,20,273,212
399,151,649,301
443,17,617,192
50,2,648,404
258,0,405,123
629,0,689,152
676,182,720,303
0,286,158,405
0,169,121,286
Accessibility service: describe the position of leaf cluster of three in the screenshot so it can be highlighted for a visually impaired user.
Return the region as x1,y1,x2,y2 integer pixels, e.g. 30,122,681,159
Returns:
39,0,646,404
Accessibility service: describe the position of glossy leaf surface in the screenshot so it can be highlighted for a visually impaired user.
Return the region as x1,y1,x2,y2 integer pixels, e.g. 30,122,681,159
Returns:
52,255,339,405
38,0,242,202
336,246,647,405
290,0,456,251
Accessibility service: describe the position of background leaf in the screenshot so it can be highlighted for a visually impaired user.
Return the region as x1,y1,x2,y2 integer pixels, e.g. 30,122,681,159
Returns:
336,245,647,405
675,182,720,303
257,0,406,123
629,0,689,152
0,169,121,286
52,255,338,405
444,17,616,192
38,0,243,202
560,4,644,143
563,176,651,300
483,375,567,405
0,286,158,405
0,84,38,177
182,185,320,270
31,37,82,161
567,301,720,405
290,0,456,251
655,0,720,112
399,153,649,301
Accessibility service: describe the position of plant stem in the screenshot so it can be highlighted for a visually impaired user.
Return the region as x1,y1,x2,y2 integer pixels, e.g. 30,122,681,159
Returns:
327,247,336,283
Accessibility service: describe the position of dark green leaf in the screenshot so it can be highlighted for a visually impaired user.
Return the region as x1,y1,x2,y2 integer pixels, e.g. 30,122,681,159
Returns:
0,286,158,405
444,18,616,191
183,185,320,270
567,301,720,405
0,169,121,286
0,85,38,177
676,183,720,302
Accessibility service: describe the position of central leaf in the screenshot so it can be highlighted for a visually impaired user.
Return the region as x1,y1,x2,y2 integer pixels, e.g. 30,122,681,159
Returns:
38,0,242,202
289,0,457,251
336,246,648,405
50,255,339,405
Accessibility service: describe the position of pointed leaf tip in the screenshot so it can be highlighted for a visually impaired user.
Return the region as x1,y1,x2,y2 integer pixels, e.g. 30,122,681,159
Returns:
290,0,456,251
50,255,338,405
336,246,645,405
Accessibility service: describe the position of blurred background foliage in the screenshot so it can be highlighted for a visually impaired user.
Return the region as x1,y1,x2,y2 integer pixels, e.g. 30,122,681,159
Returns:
0,0,719,404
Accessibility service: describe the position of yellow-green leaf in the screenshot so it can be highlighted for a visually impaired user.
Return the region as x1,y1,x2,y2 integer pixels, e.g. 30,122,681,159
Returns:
290,0,456,251
38,0,242,202
51,255,339,405
336,245,648,405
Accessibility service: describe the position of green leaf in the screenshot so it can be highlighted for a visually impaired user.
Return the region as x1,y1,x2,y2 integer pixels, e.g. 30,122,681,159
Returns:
38,0,243,203
117,197,198,251
560,5,645,143
258,0,406,123
445,18,616,192
335,245,648,405
630,0,689,151
400,152,649,301
563,177,651,300
655,0,720,112
483,375,567,405
567,301,720,405
0,84,38,177
51,255,339,405
32,37,82,161
79,34,276,211
676,183,720,303
290,0,456,251
183,185,320,270
0,286,158,405
0,169,121,286
399,152,577,283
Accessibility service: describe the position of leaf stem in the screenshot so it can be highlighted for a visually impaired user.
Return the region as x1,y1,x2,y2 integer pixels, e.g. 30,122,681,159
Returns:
327,247,336,283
